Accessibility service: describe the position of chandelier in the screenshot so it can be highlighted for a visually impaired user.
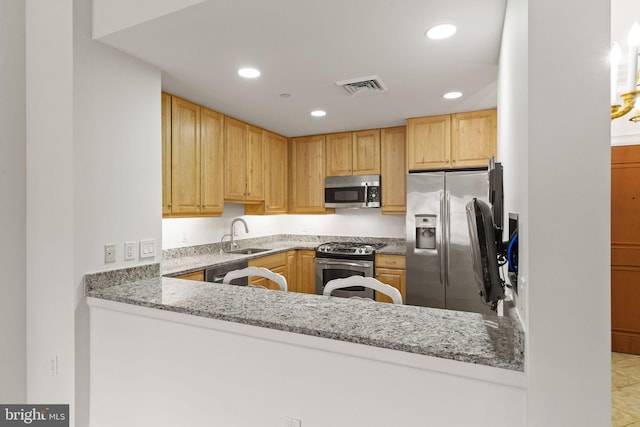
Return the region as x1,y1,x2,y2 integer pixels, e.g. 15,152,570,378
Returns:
611,22,640,121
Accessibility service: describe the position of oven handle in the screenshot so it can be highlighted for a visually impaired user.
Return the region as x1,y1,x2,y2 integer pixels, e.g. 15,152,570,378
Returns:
315,258,372,268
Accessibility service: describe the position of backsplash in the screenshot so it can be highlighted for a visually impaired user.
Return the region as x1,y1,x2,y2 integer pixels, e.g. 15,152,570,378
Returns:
162,203,405,249
162,234,405,260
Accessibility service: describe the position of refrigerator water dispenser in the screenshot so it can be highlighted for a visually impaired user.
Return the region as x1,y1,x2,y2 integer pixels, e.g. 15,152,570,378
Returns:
415,214,436,249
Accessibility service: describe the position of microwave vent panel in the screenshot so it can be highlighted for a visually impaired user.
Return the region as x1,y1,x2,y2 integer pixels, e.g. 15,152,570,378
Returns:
336,75,389,95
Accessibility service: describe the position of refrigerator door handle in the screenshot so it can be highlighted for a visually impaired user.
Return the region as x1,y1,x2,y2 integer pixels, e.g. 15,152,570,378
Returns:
438,190,446,287
445,190,451,286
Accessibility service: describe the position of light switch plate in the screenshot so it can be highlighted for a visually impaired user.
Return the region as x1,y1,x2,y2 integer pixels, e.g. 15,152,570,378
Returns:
139,239,156,259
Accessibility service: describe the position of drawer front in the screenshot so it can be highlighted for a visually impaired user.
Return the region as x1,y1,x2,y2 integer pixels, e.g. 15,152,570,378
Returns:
248,252,286,270
375,254,405,269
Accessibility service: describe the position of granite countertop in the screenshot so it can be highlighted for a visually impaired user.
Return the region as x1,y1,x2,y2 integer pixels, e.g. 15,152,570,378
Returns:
161,236,406,277
85,235,522,372
86,275,523,371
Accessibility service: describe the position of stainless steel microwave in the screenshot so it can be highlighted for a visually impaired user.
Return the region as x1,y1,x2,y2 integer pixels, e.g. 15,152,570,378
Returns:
324,175,381,208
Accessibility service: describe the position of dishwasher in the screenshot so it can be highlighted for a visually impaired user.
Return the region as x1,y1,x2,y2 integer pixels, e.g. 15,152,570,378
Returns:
204,261,249,286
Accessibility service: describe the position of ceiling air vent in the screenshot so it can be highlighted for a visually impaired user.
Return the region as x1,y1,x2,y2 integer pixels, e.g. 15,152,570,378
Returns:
336,75,388,96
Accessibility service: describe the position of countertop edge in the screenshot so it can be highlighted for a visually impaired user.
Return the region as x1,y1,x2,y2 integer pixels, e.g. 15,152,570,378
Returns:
87,295,527,386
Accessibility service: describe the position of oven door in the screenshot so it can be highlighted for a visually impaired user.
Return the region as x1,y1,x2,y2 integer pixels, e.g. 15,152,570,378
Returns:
315,258,374,299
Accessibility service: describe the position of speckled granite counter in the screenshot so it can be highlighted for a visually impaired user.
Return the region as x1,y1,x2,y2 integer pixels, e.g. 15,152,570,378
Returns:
86,273,523,371
161,235,406,276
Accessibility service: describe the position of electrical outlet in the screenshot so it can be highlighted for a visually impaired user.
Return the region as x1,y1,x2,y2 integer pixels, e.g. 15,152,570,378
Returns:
49,356,58,375
104,244,116,263
284,417,301,427
139,239,156,259
124,241,136,261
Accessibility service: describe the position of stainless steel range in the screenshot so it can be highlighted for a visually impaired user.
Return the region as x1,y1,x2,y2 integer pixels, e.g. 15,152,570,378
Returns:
315,242,386,299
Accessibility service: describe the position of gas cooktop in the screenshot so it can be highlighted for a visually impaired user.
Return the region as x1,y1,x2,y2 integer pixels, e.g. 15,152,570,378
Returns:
316,241,386,256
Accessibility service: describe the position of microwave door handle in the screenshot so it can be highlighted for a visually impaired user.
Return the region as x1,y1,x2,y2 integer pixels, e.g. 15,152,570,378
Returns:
364,183,369,206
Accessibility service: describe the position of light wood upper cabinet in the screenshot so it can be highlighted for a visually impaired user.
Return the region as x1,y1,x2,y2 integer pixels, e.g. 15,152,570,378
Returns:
289,135,329,214
406,109,496,171
164,95,224,217
352,129,381,175
170,96,201,215
223,117,246,201
380,126,406,214
450,109,497,168
162,93,172,216
246,124,265,202
406,114,451,171
325,129,380,176
325,132,352,176
246,131,288,215
200,107,224,215
224,118,264,203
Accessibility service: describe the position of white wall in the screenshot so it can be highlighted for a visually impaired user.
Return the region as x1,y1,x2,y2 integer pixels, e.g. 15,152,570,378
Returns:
163,206,405,249
73,0,163,425
90,303,527,427
0,0,26,403
25,0,75,415
524,0,611,425
497,0,528,324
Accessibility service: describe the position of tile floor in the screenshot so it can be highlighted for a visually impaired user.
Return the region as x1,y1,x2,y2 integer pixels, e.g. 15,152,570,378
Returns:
613,352,640,426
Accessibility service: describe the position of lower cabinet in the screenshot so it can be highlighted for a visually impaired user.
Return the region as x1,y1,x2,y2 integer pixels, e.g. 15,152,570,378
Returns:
296,249,317,294
375,254,406,304
248,252,287,290
175,270,205,281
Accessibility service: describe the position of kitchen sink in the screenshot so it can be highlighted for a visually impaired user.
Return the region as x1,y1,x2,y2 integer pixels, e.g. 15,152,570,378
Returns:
226,248,271,255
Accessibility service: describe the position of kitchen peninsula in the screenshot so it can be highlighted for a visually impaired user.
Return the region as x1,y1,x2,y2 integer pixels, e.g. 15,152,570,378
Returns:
85,235,524,372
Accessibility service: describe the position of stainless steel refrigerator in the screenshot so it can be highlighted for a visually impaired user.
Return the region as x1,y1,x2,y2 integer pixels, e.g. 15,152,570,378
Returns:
406,170,493,315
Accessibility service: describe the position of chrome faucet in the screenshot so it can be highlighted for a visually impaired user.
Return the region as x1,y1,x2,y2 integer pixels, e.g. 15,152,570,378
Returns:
229,218,249,250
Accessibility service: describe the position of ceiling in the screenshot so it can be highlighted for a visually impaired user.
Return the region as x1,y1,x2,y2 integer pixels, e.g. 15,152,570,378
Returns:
97,0,507,137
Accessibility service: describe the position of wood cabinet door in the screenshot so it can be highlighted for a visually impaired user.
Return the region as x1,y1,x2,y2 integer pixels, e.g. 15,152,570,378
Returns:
450,109,497,168
285,250,297,293
406,115,451,171
289,135,327,213
375,255,406,303
224,117,247,201
200,107,224,216
325,132,353,176
380,126,406,214
264,131,288,213
352,129,381,175
171,96,201,215
612,145,640,354
245,124,265,201
297,250,316,294
162,92,172,216
175,270,205,281
375,267,406,304
248,252,286,290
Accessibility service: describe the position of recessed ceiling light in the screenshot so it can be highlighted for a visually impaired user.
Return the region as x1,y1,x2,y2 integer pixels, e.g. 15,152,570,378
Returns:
443,91,463,99
310,110,326,117
279,93,291,98
238,68,261,78
426,24,457,40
